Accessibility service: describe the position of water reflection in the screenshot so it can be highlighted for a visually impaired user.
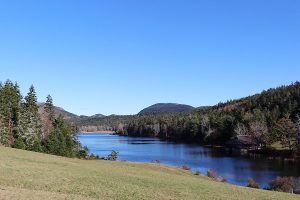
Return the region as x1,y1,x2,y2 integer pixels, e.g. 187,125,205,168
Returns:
78,133,300,187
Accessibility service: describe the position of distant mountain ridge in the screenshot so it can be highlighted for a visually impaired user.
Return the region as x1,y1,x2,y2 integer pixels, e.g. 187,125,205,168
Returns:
138,103,195,115
38,103,108,121
38,102,198,132
91,114,106,118
38,103,79,120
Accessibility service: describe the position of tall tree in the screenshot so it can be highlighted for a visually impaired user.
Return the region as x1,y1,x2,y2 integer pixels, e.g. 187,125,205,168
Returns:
42,95,55,138
295,115,300,152
274,114,297,151
249,121,269,145
0,80,22,146
45,95,55,122
21,85,42,150
45,115,80,157
234,123,248,136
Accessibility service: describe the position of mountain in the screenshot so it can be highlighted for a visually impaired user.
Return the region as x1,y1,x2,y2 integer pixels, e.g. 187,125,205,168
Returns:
138,103,195,115
38,103,79,120
91,113,106,118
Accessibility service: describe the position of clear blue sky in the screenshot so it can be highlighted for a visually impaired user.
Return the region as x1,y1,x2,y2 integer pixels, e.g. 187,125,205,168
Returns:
0,0,299,116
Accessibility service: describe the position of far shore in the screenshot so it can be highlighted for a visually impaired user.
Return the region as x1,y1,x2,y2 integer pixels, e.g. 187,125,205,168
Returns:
79,131,116,134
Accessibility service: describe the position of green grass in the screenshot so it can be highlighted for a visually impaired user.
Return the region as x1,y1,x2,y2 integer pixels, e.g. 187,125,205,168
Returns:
0,147,299,200
271,142,293,150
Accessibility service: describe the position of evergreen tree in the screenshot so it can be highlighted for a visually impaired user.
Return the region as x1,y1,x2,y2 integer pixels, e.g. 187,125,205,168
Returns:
45,95,55,122
14,137,26,150
21,85,42,150
0,80,84,157
0,80,22,146
45,115,80,157
42,95,55,138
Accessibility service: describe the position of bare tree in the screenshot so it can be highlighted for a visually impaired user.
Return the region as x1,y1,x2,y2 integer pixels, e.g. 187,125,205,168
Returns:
249,121,268,144
274,114,297,151
234,123,248,136
200,115,216,140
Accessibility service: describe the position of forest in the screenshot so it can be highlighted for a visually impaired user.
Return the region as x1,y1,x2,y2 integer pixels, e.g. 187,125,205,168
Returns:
4,79,299,157
0,80,86,158
117,82,300,155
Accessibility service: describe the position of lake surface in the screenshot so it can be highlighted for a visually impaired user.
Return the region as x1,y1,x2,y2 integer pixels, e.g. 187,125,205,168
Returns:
78,133,300,187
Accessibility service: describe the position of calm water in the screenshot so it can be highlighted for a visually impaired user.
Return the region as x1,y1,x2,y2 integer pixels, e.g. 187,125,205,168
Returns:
78,133,300,187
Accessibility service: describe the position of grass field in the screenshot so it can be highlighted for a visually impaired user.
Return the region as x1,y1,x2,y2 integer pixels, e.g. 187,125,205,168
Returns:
0,147,299,200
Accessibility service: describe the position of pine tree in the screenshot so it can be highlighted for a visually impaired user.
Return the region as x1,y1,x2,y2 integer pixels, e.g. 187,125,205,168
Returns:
45,115,80,157
45,95,55,122
42,95,55,138
21,85,42,150
0,80,22,146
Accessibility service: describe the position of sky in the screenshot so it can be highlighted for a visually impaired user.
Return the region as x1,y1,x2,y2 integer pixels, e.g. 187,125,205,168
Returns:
0,0,299,116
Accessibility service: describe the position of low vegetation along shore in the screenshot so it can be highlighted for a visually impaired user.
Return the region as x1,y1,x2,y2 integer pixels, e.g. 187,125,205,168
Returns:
0,147,299,200
80,131,115,134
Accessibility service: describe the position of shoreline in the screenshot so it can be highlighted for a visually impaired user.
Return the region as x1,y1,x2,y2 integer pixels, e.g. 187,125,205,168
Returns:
79,131,116,134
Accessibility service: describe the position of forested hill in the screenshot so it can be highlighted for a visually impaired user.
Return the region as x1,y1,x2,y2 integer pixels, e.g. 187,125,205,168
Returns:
138,103,195,115
68,104,196,132
121,82,300,154
38,103,79,120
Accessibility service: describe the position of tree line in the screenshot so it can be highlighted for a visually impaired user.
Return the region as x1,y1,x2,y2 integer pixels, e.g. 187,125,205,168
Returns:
0,80,86,158
119,82,300,155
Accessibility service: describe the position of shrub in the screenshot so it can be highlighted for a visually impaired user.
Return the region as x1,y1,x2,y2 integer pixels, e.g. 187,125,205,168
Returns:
30,140,43,152
207,170,217,179
247,178,260,189
77,146,89,159
107,150,119,161
89,153,96,160
207,170,227,182
14,138,26,150
181,165,191,170
269,177,295,193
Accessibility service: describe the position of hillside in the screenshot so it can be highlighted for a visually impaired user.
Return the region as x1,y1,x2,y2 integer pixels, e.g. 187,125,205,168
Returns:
38,103,79,120
0,147,298,200
124,82,300,148
71,115,135,132
139,103,195,115
91,113,106,118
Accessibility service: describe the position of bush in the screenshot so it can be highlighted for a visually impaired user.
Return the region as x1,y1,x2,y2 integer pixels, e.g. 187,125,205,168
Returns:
77,146,89,159
181,165,191,170
89,153,96,160
207,170,227,182
30,140,43,152
207,170,217,179
107,150,119,161
247,178,260,189
14,138,26,150
269,177,295,193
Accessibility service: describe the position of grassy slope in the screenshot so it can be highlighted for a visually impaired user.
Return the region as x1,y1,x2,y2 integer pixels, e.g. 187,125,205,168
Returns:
0,147,299,200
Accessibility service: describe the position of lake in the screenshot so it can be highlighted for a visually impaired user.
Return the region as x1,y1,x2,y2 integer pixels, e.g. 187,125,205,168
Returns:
78,133,300,187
